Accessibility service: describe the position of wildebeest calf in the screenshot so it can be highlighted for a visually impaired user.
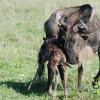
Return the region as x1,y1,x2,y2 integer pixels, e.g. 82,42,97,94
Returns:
28,37,70,99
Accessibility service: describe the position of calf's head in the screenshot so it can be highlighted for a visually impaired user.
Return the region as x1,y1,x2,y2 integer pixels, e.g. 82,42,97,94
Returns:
43,37,58,51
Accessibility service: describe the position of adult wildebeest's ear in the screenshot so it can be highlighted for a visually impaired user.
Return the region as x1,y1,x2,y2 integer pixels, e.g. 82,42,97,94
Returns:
59,16,68,29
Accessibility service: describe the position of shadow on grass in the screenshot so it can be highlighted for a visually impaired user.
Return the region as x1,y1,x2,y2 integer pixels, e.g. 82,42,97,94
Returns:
0,80,48,96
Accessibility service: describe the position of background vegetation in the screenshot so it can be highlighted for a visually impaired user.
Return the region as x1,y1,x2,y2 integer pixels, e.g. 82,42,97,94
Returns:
0,0,100,100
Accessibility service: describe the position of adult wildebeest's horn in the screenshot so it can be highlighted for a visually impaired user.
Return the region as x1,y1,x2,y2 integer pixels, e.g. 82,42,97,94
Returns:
79,19,88,30
59,16,68,27
73,19,89,33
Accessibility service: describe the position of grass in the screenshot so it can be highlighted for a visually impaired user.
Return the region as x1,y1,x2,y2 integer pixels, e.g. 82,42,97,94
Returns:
0,0,100,100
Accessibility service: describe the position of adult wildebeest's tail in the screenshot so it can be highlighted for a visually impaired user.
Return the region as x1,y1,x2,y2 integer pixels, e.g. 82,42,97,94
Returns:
36,43,49,79
27,44,49,91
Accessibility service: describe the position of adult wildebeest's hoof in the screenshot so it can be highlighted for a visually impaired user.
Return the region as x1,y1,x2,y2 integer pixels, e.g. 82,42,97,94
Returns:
27,75,45,91
92,81,99,89
92,77,99,89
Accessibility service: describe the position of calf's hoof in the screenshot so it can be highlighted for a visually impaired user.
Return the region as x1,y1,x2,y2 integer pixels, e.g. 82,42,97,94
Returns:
47,89,52,96
52,96,56,100
77,86,82,92
64,90,68,97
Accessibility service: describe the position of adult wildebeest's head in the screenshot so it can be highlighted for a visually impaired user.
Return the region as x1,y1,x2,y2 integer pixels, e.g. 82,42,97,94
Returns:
59,4,92,32
58,4,92,64
44,4,92,39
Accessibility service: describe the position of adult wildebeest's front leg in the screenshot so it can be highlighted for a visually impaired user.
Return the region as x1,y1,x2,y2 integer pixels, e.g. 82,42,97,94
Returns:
92,47,100,87
77,64,83,91
27,44,48,91
58,64,68,97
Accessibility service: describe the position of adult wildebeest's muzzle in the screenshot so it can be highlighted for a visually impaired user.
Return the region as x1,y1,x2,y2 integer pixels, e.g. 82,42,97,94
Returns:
64,39,78,64
58,32,78,64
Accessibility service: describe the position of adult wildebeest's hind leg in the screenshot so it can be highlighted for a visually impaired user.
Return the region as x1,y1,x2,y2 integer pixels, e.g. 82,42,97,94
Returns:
77,64,83,91
27,44,48,90
92,47,100,87
58,64,68,97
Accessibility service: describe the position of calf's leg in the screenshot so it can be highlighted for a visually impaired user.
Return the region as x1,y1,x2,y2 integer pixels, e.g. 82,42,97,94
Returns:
48,63,59,100
58,65,68,97
47,63,54,95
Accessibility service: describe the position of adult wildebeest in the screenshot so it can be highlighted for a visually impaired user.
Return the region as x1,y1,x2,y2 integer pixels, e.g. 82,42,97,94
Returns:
28,37,71,98
28,4,100,93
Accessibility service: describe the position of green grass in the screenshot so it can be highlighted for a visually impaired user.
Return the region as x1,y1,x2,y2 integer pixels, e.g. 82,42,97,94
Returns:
0,0,100,100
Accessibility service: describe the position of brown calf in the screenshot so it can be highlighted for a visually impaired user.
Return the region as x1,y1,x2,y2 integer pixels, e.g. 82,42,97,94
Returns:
28,37,69,99
42,37,68,98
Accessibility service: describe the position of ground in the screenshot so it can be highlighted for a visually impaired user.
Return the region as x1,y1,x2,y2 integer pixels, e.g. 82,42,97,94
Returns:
0,0,100,100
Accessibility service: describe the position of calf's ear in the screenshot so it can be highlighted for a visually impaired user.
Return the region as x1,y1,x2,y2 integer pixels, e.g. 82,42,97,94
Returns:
43,37,47,41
